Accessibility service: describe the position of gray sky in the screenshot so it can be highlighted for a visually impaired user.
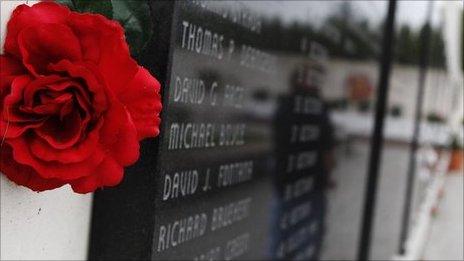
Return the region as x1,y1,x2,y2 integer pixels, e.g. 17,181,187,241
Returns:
244,0,463,30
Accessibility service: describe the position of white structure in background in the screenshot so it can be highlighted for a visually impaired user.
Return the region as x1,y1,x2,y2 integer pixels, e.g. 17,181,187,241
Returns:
395,2,463,261
443,2,464,140
327,1,463,146
0,2,92,260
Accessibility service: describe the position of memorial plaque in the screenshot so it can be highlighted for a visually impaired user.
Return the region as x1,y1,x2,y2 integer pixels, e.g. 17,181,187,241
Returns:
154,2,278,259
89,1,388,260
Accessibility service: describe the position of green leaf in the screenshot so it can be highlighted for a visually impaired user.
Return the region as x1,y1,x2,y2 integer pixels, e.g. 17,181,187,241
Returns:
57,0,113,19
74,0,113,19
55,0,75,9
111,0,153,58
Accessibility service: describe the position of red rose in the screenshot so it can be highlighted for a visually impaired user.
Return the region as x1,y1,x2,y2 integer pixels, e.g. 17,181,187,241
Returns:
0,2,162,193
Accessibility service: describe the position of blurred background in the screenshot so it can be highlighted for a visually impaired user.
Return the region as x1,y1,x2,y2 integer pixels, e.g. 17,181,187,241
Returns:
244,1,464,260
1,1,463,260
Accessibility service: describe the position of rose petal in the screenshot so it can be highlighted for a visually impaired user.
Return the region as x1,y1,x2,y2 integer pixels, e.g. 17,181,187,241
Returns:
0,120,45,139
21,74,64,108
30,121,101,163
18,24,82,76
23,78,93,123
49,60,108,115
70,156,124,194
0,144,66,191
1,75,46,138
4,2,70,58
0,55,26,96
118,66,162,140
99,99,140,166
3,75,33,115
20,91,72,116
7,137,104,180
67,12,138,95
35,110,83,149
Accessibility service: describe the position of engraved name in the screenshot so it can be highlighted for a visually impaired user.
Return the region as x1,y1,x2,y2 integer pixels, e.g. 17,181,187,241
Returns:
163,170,199,201
284,175,315,201
181,20,224,60
293,95,322,115
168,122,246,150
279,202,312,230
224,233,250,260
217,161,253,188
157,213,208,252
286,151,317,173
211,197,251,231
290,124,320,143
172,75,245,108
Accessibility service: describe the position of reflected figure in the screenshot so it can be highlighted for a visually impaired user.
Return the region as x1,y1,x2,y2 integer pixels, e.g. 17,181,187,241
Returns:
271,63,335,260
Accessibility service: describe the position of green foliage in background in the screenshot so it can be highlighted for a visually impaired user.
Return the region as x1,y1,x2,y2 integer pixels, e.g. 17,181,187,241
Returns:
260,2,447,68
56,0,153,59
260,6,381,61
426,112,445,123
395,23,446,68
390,105,403,118
58,0,113,19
